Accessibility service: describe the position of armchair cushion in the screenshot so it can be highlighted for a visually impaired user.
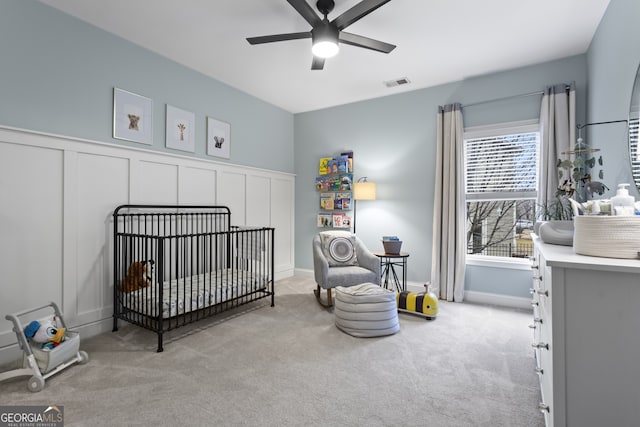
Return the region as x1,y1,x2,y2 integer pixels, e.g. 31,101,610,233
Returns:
319,230,358,267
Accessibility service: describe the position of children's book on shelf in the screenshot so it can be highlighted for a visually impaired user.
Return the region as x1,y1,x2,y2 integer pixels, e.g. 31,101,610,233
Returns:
341,151,353,173
317,214,332,228
320,193,335,210
338,174,352,191
332,213,352,229
317,175,351,191
315,176,331,191
318,157,332,175
319,152,353,176
327,159,339,174
336,155,349,173
335,192,352,210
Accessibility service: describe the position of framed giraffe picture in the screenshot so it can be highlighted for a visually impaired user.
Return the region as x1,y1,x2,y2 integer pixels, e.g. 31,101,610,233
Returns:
113,88,153,145
207,116,231,159
165,104,195,153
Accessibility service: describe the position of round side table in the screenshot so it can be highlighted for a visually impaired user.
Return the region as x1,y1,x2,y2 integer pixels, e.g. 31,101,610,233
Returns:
372,251,409,292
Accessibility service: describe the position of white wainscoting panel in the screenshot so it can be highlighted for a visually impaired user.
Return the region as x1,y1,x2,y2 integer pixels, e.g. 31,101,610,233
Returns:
0,126,295,364
136,161,179,205
75,153,129,321
179,166,216,205
218,171,247,225
271,177,295,274
246,175,271,226
0,143,64,350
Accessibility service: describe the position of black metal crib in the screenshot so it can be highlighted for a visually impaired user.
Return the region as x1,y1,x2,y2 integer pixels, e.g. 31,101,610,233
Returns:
112,205,275,352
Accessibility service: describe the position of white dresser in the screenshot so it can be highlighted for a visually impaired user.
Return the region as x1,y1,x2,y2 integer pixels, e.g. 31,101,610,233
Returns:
531,235,640,427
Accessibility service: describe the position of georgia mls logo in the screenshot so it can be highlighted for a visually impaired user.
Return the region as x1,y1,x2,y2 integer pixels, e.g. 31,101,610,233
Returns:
0,405,64,426
44,406,63,421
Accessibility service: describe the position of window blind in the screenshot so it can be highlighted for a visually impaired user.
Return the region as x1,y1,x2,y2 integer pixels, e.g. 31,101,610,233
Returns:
465,132,539,201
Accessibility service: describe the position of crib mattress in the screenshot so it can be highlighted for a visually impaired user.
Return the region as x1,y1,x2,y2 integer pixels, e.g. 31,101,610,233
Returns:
122,269,266,318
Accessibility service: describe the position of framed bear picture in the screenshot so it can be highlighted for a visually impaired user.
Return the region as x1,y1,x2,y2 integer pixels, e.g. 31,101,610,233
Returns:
113,88,153,145
207,116,231,159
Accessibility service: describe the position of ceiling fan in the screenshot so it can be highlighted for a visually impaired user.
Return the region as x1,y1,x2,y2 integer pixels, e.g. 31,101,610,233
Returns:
246,0,396,70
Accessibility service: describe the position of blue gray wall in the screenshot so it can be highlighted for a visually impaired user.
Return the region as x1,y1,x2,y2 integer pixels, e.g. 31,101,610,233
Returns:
3,0,634,300
0,0,294,173
587,0,640,201
295,56,588,299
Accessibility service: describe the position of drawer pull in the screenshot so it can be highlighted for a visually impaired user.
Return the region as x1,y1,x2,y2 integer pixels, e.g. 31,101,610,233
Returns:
533,317,543,324
532,342,549,350
528,324,536,329
531,302,539,307
532,275,543,281
538,403,550,413
531,264,539,270
537,289,549,297
535,367,544,375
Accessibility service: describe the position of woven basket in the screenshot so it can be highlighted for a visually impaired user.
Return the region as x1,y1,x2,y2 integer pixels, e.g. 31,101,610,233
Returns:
382,240,402,254
574,216,640,259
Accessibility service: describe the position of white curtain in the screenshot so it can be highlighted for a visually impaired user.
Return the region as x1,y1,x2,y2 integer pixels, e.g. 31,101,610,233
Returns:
431,103,466,302
539,84,576,204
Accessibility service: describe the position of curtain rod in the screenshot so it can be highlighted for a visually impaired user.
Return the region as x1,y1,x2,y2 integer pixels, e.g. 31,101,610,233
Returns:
461,84,572,109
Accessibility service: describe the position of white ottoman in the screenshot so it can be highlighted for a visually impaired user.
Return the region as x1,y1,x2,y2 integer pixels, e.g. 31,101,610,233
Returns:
334,283,400,337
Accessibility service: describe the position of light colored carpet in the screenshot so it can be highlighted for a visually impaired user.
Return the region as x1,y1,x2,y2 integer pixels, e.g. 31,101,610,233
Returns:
1,276,544,427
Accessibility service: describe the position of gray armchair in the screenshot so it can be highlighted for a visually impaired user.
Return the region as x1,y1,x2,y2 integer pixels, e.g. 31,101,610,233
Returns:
313,231,380,307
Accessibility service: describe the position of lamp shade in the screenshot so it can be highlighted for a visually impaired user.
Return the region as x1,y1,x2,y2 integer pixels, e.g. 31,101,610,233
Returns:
353,181,376,200
311,20,339,59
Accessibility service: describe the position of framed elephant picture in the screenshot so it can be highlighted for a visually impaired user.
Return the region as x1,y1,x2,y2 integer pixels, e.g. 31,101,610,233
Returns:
207,116,230,159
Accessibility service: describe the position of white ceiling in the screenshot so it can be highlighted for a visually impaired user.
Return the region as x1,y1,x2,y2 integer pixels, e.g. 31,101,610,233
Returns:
40,0,610,113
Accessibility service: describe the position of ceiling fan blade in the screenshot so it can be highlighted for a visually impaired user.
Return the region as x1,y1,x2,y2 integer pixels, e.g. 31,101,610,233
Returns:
287,0,322,27
339,32,395,53
311,56,326,70
247,32,311,45
332,0,392,31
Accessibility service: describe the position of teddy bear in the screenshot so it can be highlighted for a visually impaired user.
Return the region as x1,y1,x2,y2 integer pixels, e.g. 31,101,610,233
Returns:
24,316,66,350
120,260,155,293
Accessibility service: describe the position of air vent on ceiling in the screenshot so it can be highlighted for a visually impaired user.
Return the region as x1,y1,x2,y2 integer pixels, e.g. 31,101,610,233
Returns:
384,77,411,88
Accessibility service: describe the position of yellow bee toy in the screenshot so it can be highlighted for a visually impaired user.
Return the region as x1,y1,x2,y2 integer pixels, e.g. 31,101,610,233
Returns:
396,283,438,320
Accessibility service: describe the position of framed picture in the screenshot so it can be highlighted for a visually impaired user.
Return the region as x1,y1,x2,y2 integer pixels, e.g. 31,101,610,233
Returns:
166,104,195,152
113,88,153,145
207,117,231,159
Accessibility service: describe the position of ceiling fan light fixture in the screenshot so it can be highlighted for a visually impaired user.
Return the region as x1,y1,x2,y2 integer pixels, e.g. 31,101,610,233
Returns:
312,40,339,58
311,20,339,58
246,0,396,70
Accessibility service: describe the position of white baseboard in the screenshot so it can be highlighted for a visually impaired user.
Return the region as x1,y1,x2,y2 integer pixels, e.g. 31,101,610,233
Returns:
290,272,531,310
275,269,295,281
464,290,532,310
294,268,314,277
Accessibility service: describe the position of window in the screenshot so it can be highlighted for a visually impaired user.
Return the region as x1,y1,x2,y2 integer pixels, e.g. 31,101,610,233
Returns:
464,120,540,260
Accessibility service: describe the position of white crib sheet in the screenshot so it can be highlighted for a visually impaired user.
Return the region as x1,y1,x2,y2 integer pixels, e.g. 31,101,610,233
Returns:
123,269,266,318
